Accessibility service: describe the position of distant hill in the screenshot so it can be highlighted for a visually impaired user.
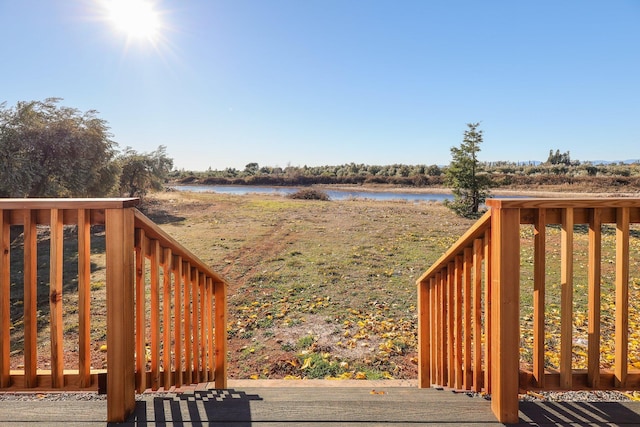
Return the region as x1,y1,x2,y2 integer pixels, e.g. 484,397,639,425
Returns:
589,159,640,165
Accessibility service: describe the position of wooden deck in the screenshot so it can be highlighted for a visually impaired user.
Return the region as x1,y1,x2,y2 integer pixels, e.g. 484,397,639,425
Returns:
2,380,640,426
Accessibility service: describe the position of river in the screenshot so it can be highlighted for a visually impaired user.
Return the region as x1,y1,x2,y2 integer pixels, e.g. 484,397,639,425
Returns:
171,184,457,202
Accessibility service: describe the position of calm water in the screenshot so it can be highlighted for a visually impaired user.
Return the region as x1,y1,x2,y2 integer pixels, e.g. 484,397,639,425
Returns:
171,184,455,202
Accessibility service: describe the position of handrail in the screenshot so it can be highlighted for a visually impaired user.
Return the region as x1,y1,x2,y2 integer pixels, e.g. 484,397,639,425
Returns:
417,198,640,423
417,210,491,282
133,210,225,284
0,198,228,423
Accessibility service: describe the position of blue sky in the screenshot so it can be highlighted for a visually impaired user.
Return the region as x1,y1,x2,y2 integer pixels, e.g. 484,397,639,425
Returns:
1,1,638,171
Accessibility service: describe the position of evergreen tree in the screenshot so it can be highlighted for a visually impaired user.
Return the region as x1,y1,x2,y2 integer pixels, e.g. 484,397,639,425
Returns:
445,123,492,218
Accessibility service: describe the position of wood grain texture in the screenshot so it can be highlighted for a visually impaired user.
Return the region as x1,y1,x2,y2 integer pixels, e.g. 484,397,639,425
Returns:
162,247,172,389
417,278,430,388
49,208,64,388
23,210,38,388
490,206,520,424
134,228,147,392
472,238,483,392
560,208,574,389
173,255,183,388
533,208,546,388
150,239,161,391
105,207,136,422
78,209,92,389
615,207,629,388
463,247,472,390
588,208,602,388
0,211,10,387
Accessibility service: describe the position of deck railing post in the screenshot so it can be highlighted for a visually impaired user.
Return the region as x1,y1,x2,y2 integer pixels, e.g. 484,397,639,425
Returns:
417,278,430,388
0,210,9,388
214,279,228,389
489,205,520,424
106,207,136,423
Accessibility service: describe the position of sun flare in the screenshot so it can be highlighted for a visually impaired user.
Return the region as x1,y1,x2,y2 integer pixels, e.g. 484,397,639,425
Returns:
104,0,161,41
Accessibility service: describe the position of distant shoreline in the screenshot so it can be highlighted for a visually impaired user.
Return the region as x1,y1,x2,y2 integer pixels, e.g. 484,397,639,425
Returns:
171,181,639,199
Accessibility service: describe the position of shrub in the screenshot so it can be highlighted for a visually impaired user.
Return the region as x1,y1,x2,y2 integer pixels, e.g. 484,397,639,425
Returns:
287,189,330,201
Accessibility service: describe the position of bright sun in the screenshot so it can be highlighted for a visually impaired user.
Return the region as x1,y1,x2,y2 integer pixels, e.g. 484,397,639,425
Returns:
104,0,161,41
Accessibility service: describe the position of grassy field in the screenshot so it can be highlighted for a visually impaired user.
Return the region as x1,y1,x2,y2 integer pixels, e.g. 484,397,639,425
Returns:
144,190,640,379
141,191,476,379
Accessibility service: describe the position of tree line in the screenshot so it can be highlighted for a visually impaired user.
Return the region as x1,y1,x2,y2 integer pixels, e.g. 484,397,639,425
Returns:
0,99,172,198
171,121,639,218
172,158,640,188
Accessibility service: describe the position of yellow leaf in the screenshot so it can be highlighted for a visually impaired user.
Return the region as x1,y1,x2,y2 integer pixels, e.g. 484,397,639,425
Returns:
355,371,367,380
301,357,313,370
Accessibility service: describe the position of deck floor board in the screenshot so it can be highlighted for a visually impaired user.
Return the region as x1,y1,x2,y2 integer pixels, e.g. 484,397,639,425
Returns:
2,383,640,426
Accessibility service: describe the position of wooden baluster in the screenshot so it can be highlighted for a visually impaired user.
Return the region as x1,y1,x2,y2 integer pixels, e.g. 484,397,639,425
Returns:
78,209,92,389
436,271,444,386
134,228,147,392
483,228,492,394
587,208,601,388
417,277,430,388
184,264,193,384
472,238,483,392
463,247,472,390
454,256,463,390
447,262,455,387
173,255,183,388
533,208,546,388
162,247,172,389
439,270,447,386
560,208,574,389
150,240,161,390
199,272,207,381
214,278,227,389
430,276,437,386
0,210,10,388
192,268,200,383
201,275,209,381
207,277,215,382
615,207,629,388
24,210,37,388
50,209,64,388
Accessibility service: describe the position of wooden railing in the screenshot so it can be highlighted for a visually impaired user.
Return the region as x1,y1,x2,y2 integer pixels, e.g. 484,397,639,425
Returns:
0,199,228,422
417,198,640,424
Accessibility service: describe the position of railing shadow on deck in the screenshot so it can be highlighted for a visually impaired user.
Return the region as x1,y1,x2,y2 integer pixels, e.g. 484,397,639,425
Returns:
112,389,262,427
517,400,640,426
417,198,640,424
0,198,229,423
